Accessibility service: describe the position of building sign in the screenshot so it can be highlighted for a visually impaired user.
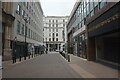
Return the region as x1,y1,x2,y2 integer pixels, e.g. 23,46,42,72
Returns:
88,14,119,32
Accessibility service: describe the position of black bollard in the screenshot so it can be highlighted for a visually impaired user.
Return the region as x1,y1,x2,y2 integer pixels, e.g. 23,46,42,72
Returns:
19,56,21,61
68,55,70,62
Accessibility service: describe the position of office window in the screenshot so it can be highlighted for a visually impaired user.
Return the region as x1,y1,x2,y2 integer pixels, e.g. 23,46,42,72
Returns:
49,29,51,32
49,24,51,27
49,20,51,23
56,33,58,36
99,1,106,9
53,38,54,41
56,20,58,23
63,19,65,22
21,24,24,35
49,38,51,41
52,20,54,23
56,38,58,41
53,24,54,27
16,4,21,15
49,33,51,37
56,29,58,32
29,29,30,38
17,21,21,34
56,24,58,27
53,33,54,37
22,10,25,17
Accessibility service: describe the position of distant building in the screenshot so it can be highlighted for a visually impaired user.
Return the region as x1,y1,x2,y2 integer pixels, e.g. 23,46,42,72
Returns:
2,2,44,60
43,16,69,52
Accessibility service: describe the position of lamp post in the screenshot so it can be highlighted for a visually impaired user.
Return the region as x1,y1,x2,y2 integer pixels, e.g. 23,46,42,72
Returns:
24,16,28,60
12,37,17,63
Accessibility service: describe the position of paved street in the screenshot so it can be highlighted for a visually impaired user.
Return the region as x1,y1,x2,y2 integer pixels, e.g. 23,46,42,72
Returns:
2,52,119,78
2,53,80,78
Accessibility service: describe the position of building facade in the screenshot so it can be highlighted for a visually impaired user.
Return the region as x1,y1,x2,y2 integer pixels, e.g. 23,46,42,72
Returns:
2,1,44,60
2,2,15,60
67,0,120,66
43,16,69,52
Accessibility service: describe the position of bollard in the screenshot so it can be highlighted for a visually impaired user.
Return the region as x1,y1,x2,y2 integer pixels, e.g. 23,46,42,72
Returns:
19,56,21,61
28,54,30,59
68,55,70,62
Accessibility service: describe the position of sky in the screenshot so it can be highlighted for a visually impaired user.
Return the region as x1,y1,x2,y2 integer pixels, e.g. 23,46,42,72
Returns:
40,0,77,16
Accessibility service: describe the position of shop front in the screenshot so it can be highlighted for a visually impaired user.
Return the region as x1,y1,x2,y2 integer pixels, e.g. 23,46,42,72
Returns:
87,2,120,66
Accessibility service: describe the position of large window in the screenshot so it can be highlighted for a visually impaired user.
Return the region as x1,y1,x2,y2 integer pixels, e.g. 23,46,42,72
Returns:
17,21,21,34
56,33,58,36
21,24,24,35
22,10,25,18
16,4,21,15
56,38,58,41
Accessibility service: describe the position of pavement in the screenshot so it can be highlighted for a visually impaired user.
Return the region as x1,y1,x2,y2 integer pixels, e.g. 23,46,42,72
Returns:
2,52,120,78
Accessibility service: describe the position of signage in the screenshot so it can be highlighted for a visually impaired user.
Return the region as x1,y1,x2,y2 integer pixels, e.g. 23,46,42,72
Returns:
88,14,119,32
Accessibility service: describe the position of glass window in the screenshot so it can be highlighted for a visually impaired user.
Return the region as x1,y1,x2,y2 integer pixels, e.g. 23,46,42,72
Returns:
53,38,54,41
49,29,51,32
22,10,25,17
56,38,58,41
89,2,94,12
49,33,51,37
56,29,58,32
99,1,106,9
17,21,21,34
56,24,58,27
49,24,51,27
49,38,51,41
21,24,24,35
16,4,21,15
56,33,58,36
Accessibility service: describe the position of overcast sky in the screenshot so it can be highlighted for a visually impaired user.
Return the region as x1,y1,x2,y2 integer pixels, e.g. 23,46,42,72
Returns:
40,0,76,16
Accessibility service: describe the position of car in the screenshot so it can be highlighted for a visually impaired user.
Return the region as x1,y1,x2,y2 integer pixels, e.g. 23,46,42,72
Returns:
56,50,59,52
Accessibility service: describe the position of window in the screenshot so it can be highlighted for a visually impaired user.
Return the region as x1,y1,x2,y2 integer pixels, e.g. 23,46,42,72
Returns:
53,24,54,27
56,33,58,36
49,24,51,27
29,29,30,38
49,20,51,23
53,38,54,41
56,20,58,23
16,4,21,15
21,24,24,35
49,38,51,41
49,29,51,32
53,33,54,37
56,24,58,27
49,33,51,37
56,38,58,41
22,10,25,17
63,19,65,22
17,21,21,34
52,20,54,23
56,29,58,32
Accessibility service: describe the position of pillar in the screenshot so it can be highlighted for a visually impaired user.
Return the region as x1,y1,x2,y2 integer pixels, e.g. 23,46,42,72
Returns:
87,37,96,61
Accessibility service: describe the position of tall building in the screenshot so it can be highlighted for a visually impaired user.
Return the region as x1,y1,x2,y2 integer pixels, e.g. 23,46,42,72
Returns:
2,2,44,60
67,0,120,66
43,16,69,52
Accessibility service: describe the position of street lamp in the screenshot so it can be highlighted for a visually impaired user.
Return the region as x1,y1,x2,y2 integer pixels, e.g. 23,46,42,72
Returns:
12,37,17,63
24,16,29,60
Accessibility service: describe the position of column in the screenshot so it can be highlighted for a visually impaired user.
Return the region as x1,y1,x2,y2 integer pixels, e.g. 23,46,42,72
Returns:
87,37,96,61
